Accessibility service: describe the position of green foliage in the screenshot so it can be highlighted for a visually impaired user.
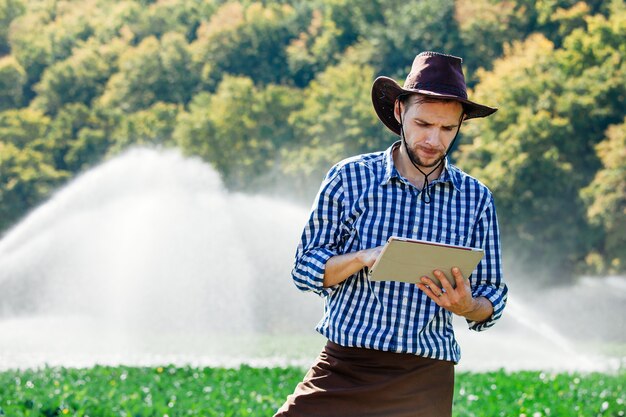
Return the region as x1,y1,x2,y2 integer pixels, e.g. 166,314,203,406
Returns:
99,33,199,112
0,0,624,281
191,2,300,88
123,0,217,42
32,38,125,115
89,1,143,44
457,3,626,279
285,7,342,87
0,108,67,232
0,107,50,150
454,0,532,81
175,75,301,189
284,59,385,194
582,118,626,275
109,102,181,154
0,55,26,110
0,366,624,416
284,0,385,86
8,10,53,98
43,103,115,172
454,369,626,417
0,365,302,416
0,0,26,55
8,0,106,94
0,141,67,232
367,0,461,78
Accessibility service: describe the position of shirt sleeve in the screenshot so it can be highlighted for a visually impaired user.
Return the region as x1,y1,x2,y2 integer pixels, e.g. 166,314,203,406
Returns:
466,195,508,331
292,165,346,298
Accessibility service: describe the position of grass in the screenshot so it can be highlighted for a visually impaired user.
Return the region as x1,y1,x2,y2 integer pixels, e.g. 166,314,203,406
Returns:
0,365,624,417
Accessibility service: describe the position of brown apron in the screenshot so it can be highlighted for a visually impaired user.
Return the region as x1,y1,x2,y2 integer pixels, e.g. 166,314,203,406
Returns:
274,340,454,417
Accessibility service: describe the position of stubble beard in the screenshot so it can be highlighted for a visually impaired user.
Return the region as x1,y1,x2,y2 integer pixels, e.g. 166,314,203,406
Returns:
405,142,445,170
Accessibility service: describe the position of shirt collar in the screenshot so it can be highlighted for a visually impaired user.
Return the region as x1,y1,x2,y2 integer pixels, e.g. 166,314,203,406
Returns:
381,141,462,192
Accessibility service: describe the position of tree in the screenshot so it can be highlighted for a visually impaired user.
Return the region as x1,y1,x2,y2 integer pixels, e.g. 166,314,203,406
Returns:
109,102,181,154
283,59,386,195
124,0,217,42
8,11,53,100
0,55,26,110
32,38,125,115
0,108,67,234
454,0,532,81
364,0,461,78
454,0,613,81
0,108,50,150
43,2,96,61
88,1,142,44
8,0,105,99
174,75,301,189
0,0,26,55
581,119,626,274
284,0,383,87
42,103,116,173
457,3,626,281
0,141,68,234
455,34,576,280
286,8,342,87
98,32,199,112
191,2,300,88
532,0,609,46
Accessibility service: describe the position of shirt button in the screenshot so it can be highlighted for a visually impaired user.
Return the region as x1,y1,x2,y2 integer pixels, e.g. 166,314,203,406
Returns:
403,297,408,304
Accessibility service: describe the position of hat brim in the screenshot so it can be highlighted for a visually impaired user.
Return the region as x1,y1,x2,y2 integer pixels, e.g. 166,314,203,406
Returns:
371,76,497,136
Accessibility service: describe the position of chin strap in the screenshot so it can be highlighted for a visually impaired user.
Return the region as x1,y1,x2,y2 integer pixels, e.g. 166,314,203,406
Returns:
399,109,464,204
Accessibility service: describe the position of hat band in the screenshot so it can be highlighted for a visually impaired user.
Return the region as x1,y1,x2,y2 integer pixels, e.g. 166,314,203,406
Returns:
405,82,468,99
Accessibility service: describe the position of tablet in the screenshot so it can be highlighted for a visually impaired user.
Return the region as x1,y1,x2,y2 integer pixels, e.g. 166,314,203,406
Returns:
368,236,484,289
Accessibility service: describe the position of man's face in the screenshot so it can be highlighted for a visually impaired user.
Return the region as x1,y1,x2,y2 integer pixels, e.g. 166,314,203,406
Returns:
394,98,464,169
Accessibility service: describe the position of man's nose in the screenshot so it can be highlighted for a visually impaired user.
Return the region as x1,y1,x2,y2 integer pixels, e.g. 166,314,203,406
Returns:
424,128,441,146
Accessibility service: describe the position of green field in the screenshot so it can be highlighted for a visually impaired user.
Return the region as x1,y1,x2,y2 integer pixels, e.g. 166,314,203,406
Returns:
0,365,624,417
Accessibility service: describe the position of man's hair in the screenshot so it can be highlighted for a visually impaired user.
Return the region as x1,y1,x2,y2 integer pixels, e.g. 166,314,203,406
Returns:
399,93,466,115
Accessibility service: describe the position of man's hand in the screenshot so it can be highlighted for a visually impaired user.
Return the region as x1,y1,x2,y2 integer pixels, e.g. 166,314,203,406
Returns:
357,246,385,269
416,267,493,322
323,246,384,288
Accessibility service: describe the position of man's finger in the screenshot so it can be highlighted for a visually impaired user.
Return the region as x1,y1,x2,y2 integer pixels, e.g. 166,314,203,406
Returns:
451,267,469,288
418,277,444,298
417,284,443,300
435,270,454,292
419,276,442,292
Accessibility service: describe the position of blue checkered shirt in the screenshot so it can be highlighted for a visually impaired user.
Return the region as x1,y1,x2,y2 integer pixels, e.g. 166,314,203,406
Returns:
292,142,508,363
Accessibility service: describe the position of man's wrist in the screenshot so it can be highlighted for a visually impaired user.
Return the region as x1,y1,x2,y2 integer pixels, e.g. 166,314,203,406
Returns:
356,249,372,269
460,298,480,318
461,297,493,322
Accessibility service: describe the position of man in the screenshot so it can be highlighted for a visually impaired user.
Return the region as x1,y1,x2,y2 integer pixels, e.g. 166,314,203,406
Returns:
275,52,508,417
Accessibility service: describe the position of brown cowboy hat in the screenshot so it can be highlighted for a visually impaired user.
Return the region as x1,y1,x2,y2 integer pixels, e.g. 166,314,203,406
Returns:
371,51,497,135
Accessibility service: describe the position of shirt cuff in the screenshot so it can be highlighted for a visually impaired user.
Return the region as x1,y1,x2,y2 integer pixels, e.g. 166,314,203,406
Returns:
466,284,508,331
292,247,338,297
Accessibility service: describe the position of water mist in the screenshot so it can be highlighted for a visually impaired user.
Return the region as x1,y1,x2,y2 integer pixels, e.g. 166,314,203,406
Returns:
0,148,622,372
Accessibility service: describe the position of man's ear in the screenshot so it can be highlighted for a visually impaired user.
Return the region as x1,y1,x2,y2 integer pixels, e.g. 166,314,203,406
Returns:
393,99,402,124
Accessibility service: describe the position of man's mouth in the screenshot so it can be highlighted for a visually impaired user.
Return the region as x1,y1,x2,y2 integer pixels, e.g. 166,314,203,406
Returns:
418,147,440,157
